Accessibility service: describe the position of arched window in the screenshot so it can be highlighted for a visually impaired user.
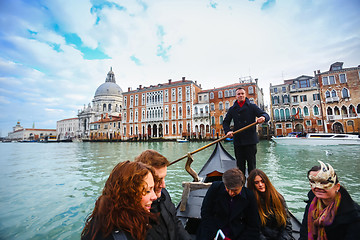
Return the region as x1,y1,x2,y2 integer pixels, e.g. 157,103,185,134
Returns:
349,105,356,117
331,90,337,97
334,106,340,115
341,106,348,116
248,86,254,94
211,103,215,111
325,91,330,98
341,88,349,98
103,104,106,111
220,115,224,124
327,107,333,116
249,98,255,104
291,108,296,116
285,108,290,119
211,116,215,125
194,106,198,114
179,107,182,117
108,104,112,111
304,106,309,116
274,109,280,120
280,109,285,120
313,106,319,116
205,105,209,113
224,90,229,97
210,92,214,99
187,106,191,116
219,102,223,110
218,91,223,98
225,101,230,111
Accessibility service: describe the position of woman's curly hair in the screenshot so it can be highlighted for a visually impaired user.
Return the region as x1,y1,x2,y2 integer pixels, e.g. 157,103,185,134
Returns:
82,161,157,240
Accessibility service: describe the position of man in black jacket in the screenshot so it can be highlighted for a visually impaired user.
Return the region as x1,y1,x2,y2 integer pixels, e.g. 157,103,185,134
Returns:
135,150,191,240
223,87,269,175
197,168,260,239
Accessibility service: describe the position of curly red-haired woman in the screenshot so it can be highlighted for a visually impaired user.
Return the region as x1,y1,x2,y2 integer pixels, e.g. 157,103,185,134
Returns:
81,161,158,240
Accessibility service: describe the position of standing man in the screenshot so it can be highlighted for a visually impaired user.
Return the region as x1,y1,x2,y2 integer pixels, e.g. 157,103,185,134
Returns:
197,168,260,239
223,87,269,175
135,150,191,240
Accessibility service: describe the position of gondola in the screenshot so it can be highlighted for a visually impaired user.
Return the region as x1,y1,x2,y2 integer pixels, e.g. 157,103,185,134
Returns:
175,142,301,239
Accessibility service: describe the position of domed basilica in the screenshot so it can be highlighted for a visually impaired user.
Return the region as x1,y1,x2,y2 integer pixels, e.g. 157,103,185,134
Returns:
77,68,123,138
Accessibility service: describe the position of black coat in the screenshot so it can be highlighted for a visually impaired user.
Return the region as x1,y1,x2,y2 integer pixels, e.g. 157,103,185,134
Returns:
146,188,191,240
223,98,270,146
299,187,360,240
197,181,260,240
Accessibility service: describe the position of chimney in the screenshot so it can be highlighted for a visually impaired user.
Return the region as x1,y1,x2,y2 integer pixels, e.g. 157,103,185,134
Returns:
139,85,142,89
182,77,185,81
128,87,131,92
195,80,197,85
314,71,316,76
168,79,172,84
317,70,320,74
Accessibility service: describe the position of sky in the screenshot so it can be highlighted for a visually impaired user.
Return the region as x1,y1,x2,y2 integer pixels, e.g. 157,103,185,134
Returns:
0,0,359,136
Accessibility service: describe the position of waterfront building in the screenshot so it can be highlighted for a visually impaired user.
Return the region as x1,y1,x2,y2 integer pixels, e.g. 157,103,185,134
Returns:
208,77,268,139
121,77,202,140
7,121,56,141
316,62,360,133
270,75,323,136
77,68,123,139
89,113,122,141
193,91,210,139
56,117,79,141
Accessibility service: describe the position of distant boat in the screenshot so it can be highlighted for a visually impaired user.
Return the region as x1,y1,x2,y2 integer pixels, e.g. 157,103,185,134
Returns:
177,138,189,143
272,133,360,145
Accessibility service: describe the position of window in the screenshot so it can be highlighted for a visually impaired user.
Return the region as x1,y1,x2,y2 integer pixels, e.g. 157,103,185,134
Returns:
292,96,298,103
218,91,223,98
341,88,349,98
225,102,230,111
224,90,229,97
285,108,290,119
306,120,311,126
171,89,176,101
313,106,319,116
299,79,310,88
274,109,280,120
273,88,278,93
322,77,329,85
304,106,309,116
249,98,254,103
283,95,289,104
199,96,202,102
325,91,330,98
219,102,223,110
211,103,215,111
276,123,282,129
273,96,279,105
178,88,182,101
280,109,285,120
211,116,215,125
317,120,322,126
331,90,337,97
248,86,254,94
164,90,168,102
210,92,214,99
285,123,292,128
329,76,335,84
142,93,145,105
300,95,307,102
186,86,190,101
282,86,286,93
313,94,320,101
220,115,223,124
339,73,347,83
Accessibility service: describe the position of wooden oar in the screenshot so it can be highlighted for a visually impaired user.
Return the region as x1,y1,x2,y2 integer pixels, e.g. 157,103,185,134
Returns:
169,121,258,166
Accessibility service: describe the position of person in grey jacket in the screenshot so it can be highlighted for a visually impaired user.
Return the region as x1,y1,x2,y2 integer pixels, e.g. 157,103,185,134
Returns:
223,87,269,175
135,150,191,240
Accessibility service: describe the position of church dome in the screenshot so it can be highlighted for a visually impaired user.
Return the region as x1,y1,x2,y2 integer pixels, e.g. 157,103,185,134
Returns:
94,68,123,97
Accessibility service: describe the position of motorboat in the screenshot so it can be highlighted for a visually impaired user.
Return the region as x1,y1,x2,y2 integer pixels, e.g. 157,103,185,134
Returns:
175,142,301,239
272,133,360,145
177,138,189,143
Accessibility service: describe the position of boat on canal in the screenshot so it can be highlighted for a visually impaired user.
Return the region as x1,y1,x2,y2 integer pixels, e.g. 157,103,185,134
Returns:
175,142,301,239
272,132,360,145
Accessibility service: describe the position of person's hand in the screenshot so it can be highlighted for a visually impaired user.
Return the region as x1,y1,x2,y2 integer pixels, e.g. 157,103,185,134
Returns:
226,131,234,138
257,116,265,123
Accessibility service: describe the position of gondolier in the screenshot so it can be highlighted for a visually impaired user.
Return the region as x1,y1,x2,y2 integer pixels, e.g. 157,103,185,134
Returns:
223,87,269,175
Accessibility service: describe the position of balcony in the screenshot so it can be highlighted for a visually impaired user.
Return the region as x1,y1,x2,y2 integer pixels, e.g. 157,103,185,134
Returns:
193,113,210,118
325,97,340,103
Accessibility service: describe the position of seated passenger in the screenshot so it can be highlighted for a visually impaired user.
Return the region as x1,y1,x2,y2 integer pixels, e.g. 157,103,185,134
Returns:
135,149,191,240
299,161,360,240
81,161,157,240
197,168,260,240
247,169,294,240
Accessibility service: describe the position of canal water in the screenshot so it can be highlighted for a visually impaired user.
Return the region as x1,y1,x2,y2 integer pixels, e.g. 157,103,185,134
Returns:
0,141,359,239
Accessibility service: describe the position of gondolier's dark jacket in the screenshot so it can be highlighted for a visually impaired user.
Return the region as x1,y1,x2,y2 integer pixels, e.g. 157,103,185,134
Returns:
146,188,191,240
299,186,360,240
198,181,260,240
223,98,269,146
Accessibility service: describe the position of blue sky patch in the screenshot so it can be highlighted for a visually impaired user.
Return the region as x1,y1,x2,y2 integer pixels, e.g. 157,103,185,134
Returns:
130,55,142,65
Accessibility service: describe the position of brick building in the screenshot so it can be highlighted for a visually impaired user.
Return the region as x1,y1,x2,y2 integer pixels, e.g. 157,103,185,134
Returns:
89,114,122,140
317,62,360,133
